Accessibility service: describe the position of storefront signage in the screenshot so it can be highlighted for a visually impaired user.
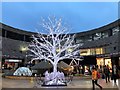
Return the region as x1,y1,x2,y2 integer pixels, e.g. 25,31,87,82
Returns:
5,59,22,62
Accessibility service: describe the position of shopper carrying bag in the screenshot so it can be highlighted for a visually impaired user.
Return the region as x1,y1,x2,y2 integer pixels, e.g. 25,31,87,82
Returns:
92,67,102,90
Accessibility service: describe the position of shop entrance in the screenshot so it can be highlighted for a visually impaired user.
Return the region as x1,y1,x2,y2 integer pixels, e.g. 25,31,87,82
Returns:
96,57,112,73
2,59,23,70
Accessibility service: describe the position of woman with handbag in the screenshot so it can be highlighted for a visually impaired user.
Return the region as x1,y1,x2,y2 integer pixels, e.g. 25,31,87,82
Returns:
92,67,102,90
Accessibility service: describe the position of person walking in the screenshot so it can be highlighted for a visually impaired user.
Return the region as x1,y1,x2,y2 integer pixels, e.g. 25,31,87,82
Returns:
104,65,110,83
112,65,118,83
92,67,102,90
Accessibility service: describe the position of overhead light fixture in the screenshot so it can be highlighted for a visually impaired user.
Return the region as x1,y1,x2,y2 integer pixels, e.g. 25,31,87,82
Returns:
21,46,28,52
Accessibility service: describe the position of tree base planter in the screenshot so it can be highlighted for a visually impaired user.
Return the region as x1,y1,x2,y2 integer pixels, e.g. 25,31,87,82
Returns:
42,71,67,86
42,82,67,86
42,84,67,86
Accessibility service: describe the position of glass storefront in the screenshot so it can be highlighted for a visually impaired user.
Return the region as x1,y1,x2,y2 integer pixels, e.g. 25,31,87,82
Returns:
2,59,23,70
96,58,112,69
96,57,112,73
96,58,104,66
104,58,112,69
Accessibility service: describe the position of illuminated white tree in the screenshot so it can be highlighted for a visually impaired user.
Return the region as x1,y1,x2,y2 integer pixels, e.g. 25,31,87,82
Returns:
28,17,82,85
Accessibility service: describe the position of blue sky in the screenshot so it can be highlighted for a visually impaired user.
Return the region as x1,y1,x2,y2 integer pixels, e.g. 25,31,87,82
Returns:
1,2,119,33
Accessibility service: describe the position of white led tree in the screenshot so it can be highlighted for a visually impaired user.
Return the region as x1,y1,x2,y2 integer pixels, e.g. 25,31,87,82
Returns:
28,17,83,85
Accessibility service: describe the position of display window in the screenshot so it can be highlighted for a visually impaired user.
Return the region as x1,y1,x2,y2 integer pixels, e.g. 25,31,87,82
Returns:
96,58,104,66
104,58,112,69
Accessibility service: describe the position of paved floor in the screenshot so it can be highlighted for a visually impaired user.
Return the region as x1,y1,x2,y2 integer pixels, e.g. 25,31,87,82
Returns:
1,76,120,90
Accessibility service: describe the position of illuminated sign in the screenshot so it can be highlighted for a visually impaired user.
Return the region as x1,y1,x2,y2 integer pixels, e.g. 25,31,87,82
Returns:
5,59,22,62
80,48,104,56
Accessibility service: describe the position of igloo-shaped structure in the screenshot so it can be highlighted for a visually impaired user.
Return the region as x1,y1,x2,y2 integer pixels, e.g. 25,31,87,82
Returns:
13,67,32,76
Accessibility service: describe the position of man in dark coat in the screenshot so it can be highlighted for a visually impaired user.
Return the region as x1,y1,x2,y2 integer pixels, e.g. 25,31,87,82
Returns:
104,65,110,83
112,65,118,83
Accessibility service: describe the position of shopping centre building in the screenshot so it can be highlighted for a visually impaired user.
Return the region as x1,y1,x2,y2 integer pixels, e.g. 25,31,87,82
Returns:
0,19,120,74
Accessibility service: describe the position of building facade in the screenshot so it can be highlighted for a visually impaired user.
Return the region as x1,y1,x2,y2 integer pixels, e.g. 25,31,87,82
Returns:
0,19,120,73
74,19,120,72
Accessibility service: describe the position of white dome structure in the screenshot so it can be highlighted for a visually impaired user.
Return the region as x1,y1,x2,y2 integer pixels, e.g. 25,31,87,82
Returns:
13,67,32,76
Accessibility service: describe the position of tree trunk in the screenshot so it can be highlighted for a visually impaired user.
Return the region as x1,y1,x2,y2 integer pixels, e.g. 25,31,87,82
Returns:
53,63,57,73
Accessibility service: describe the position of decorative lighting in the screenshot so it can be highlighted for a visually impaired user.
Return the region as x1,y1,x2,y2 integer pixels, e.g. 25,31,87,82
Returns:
21,46,28,52
68,48,72,52
56,48,60,52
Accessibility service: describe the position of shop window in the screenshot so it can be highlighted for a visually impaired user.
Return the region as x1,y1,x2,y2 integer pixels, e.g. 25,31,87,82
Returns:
90,48,95,55
112,27,120,35
76,38,83,44
96,48,103,54
6,31,24,41
96,58,104,66
86,35,93,42
80,48,104,56
80,49,91,56
2,29,6,37
105,58,112,69
114,47,116,50
101,32,109,38
93,32,102,40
